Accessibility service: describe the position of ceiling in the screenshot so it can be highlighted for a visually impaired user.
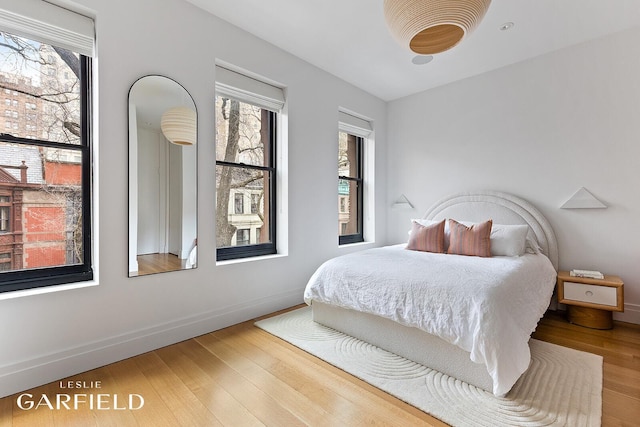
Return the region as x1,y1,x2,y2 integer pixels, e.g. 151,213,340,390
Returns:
184,0,640,101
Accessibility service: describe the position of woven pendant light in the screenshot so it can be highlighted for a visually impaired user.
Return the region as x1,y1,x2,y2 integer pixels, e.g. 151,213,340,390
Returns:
383,0,492,55
160,106,197,146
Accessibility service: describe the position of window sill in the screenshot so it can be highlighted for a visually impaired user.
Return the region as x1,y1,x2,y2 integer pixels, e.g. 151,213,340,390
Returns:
338,241,376,249
216,253,287,267
0,279,98,301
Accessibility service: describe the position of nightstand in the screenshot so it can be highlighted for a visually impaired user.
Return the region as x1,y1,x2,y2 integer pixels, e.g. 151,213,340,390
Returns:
557,271,624,329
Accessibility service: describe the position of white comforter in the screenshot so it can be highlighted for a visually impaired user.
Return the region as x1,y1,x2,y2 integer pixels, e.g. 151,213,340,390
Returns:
303,245,557,396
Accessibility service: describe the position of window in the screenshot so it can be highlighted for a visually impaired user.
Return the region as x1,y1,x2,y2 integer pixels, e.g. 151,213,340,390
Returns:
0,253,10,271
234,193,244,214
338,132,363,244
0,195,9,232
338,111,372,245
251,193,260,214
215,65,284,261
236,229,250,246
339,196,347,213
0,1,94,293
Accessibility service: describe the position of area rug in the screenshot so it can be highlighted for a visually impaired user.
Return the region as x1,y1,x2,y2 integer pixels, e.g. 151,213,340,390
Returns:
255,307,602,427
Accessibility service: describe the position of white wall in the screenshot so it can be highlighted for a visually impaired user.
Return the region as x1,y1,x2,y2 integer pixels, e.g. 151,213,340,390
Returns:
180,143,197,259
137,126,164,255
127,103,138,272
0,0,387,397
386,26,640,324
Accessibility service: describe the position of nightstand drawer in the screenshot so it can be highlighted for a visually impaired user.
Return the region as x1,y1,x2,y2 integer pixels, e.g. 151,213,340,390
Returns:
563,281,617,306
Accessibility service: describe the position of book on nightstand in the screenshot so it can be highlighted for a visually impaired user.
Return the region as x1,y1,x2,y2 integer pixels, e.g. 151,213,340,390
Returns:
570,269,604,279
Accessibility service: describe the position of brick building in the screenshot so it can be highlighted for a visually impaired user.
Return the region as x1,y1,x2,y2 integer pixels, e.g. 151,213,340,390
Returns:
0,64,82,272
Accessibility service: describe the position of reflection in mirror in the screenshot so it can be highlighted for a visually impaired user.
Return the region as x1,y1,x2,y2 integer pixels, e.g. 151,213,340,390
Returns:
128,76,197,276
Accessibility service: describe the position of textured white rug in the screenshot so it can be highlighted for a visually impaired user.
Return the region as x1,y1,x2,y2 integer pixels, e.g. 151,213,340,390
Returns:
255,307,602,427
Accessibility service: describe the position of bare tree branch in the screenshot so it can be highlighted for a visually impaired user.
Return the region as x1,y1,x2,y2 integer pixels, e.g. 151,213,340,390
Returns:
229,174,262,189
52,46,80,78
63,121,81,137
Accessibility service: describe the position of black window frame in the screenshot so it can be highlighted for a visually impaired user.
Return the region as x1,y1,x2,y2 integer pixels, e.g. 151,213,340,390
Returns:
0,55,93,294
216,106,277,261
338,133,364,245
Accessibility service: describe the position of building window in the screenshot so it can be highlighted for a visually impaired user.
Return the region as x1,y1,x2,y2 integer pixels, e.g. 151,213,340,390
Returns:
215,66,283,261
339,196,347,213
0,3,94,293
251,193,260,214
236,229,250,246
215,97,276,259
338,131,364,244
0,253,10,271
234,192,244,214
337,111,372,245
0,196,9,232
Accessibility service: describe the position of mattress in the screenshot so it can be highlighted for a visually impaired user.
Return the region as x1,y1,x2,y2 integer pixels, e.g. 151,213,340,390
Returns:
303,244,557,396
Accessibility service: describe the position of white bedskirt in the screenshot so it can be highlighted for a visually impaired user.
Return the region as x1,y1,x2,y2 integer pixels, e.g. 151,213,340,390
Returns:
304,245,556,396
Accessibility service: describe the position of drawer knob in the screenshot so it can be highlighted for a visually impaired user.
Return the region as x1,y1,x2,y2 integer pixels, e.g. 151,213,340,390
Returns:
585,291,594,297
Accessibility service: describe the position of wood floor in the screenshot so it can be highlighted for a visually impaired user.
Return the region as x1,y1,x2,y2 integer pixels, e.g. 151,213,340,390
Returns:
1,307,638,426
132,253,184,276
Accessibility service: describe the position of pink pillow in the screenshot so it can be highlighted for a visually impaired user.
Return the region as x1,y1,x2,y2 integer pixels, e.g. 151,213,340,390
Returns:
447,219,492,257
406,220,446,253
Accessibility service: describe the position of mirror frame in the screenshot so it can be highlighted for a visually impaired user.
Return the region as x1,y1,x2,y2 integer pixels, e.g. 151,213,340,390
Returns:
127,75,197,277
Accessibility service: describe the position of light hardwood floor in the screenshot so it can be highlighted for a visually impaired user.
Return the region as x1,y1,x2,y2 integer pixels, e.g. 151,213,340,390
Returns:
133,253,183,276
1,307,638,426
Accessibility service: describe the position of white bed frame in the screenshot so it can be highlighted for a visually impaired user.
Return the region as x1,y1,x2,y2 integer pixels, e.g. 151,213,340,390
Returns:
312,191,558,394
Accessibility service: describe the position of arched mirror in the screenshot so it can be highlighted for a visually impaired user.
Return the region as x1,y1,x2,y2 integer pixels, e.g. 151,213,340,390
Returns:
128,76,197,276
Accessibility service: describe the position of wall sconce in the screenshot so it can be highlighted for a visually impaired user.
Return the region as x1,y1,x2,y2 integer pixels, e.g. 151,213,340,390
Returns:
160,106,197,146
392,194,414,210
561,187,607,209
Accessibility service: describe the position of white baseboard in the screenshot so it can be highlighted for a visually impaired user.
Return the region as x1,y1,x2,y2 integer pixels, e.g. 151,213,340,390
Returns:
0,289,303,399
614,303,640,324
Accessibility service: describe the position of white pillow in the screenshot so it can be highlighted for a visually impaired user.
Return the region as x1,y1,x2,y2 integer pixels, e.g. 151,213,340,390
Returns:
490,224,529,257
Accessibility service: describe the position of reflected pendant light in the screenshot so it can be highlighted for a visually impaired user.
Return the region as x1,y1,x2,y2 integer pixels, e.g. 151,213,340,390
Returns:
160,106,197,146
383,0,492,55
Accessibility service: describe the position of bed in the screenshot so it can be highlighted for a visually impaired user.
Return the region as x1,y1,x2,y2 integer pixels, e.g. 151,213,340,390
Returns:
303,191,558,396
